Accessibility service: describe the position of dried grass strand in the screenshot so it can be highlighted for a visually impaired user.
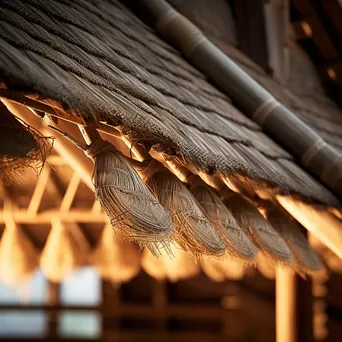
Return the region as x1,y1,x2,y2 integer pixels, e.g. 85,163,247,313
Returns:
0,102,53,184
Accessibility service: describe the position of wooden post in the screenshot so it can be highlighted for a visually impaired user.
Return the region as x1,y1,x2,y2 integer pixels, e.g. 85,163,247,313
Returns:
152,280,168,337
47,281,60,339
276,267,313,342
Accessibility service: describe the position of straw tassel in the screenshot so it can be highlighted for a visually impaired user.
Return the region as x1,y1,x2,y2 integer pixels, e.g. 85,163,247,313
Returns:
257,253,276,279
91,223,141,283
0,198,39,285
190,178,257,262
138,160,225,258
141,243,200,281
265,205,324,275
40,219,90,283
201,256,246,282
50,124,172,255
222,191,294,264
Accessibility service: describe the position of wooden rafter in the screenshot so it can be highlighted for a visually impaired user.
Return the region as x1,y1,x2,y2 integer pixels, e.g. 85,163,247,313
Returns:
60,172,81,213
27,166,51,215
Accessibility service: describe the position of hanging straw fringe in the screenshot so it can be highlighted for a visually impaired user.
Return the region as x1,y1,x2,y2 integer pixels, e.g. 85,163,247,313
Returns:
0,199,39,285
0,103,53,184
257,253,276,279
201,255,245,282
265,205,324,275
50,126,172,255
190,178,257,262
91,224,141,283
141,243,200,281
222,190,294,264
40,219,90,282
138,159,225,257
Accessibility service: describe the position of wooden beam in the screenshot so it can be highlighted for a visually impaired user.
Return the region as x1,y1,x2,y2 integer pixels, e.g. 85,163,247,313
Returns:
0,209,108,224
1,99,94,190
60,172,81,212
277,195,342,260
27,166,51,215
0,303,224,319
276,267,313,342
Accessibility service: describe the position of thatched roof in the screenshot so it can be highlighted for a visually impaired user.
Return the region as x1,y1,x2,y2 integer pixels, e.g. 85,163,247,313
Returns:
0,0,341,282
0,0,338,204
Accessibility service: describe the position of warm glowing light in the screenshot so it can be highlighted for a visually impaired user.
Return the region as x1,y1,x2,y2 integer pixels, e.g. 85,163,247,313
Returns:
301,21,312,36
327,68,337,80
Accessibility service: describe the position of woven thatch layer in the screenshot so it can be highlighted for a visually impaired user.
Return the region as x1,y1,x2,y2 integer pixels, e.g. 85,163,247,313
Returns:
0,0,338,205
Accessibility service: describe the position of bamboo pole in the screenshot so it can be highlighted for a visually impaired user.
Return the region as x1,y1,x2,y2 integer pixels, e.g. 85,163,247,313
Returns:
137,0,342,197
276,267,313,342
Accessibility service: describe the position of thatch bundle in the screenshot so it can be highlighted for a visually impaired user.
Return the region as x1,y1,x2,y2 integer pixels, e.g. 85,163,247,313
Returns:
51,125,172,254
89,142,172,253
222,191,294,264
137,160,225,257
0,201,40,285
264,205,324,275
190,178,257,262
141,243,200,281
91,224,141,283
200,256,245,282
0,102,52,184
40,219,90,283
